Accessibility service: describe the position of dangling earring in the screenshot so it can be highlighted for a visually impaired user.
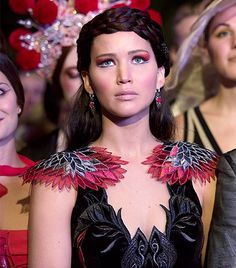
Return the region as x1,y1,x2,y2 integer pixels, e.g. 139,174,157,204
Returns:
17,106,22,115
155,88,161,109
89,93,95,113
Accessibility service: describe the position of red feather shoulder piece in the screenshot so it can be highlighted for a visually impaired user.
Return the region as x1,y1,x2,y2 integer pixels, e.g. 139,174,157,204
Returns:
23,147,128,191
142,141,219,185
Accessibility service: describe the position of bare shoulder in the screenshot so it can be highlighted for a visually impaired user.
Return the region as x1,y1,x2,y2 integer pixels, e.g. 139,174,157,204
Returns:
192,176,217,264
30,183,77,211
28,184,77,268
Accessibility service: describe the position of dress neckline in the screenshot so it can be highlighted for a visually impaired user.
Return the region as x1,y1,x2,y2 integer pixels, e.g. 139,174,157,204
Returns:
0,155,34,198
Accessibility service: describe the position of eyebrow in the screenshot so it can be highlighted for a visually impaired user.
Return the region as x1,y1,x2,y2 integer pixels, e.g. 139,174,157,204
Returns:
0,82,10,87
210,22,231,33
96,49,149,58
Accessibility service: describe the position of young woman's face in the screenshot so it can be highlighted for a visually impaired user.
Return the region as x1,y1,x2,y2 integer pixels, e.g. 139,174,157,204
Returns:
207,5,236,83
59,46,82,102
83,31,165,121
0,71,20,143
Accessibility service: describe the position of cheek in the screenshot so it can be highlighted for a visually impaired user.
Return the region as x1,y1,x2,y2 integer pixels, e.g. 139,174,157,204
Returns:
208,40,226,61
65,80,81,100
90,73,111,95
139,72,158,91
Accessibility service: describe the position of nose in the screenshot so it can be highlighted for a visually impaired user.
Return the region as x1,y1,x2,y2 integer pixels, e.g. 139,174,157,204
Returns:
116,62,132,84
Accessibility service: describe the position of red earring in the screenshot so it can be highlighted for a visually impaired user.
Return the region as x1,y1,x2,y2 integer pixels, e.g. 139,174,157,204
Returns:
155,88,161,109
89,93,95,113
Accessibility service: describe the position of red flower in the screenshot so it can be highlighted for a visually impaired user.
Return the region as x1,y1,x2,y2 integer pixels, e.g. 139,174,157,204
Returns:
74,0,98,14
32,0,58,25
8,28,32,51
9,0,35,15
16,48,41,70
147,9,163,26
130,0,150,10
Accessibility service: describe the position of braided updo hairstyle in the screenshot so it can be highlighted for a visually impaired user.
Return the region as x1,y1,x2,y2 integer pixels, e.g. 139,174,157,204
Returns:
67,6,174,150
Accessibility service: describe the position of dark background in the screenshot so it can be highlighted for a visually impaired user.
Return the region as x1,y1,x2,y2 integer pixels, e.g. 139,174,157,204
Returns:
0,0,201,50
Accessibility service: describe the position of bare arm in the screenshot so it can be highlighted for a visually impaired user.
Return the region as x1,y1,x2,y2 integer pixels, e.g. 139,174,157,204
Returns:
193,178,216,265
28,184,77,268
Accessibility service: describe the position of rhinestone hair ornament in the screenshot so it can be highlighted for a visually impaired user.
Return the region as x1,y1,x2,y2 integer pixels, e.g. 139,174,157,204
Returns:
10,0,151,78
167,0,236,90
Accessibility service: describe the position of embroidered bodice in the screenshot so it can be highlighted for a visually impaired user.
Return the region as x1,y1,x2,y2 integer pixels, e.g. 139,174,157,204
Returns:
23,141,218,268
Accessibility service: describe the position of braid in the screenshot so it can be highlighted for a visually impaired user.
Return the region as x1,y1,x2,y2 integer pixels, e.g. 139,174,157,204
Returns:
77,7,170,76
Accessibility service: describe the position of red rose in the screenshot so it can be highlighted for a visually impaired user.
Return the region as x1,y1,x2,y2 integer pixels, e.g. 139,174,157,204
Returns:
16,48,41,70
9,28,32,51
74,0,98,14
9,0,35,14
32,0,58,25
147,9,163,26
130,0,150,10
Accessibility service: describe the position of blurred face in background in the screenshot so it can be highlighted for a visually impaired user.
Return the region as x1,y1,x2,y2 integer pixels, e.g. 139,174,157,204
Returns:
20,71,46,123
206,5,236,84
59,46,82,101
175,15,198,47
0,71,21,143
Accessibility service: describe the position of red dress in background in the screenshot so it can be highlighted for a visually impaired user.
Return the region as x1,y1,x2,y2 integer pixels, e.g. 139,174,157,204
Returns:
0,155,34,268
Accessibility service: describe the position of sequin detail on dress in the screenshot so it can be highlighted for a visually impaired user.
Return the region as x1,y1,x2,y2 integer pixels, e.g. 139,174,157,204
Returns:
23,142,218,191
23,147,128,190
142,141,218,185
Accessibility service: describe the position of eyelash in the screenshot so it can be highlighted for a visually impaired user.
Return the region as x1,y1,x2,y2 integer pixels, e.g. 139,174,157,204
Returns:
97,55,149,67
132,56,148,64
66,71,80,79
0,88,5,95
215,29,232,38
97,59,114,68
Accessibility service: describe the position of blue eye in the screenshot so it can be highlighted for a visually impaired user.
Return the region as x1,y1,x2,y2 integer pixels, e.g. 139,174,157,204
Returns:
98,60,114,68
132,56,148,64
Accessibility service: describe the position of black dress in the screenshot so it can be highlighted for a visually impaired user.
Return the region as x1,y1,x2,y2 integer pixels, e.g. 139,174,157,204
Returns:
183,106,222,155
23,141,218,268
71,181,203,268
206,149,236,268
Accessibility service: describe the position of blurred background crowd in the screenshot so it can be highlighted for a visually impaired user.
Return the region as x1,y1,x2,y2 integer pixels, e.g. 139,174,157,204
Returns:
1,0,236,267
0,0,203,155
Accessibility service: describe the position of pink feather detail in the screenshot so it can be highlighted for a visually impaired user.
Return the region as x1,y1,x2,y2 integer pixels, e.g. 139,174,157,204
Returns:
142,142,218,185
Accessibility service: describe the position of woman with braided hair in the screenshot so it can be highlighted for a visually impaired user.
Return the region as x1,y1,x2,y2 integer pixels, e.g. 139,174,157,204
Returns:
24,6,218,267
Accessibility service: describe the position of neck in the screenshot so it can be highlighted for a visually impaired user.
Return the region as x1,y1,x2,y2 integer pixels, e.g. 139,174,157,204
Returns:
211,83,236,114
0,137,23,167
93,113,158,159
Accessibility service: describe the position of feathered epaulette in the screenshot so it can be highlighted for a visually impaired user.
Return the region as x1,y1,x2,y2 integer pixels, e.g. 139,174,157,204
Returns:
142,141,219,185
23,147,128,191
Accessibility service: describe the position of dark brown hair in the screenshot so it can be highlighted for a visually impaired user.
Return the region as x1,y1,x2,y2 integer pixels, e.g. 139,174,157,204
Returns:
0,52,24,114
67,6,174,150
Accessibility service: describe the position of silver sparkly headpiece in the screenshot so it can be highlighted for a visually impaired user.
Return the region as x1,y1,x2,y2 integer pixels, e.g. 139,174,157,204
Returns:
9,0,138,78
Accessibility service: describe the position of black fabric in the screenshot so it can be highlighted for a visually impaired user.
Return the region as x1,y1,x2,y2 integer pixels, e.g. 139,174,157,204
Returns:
19,128,59,161
183,106,222,155
71,181,203,268
206,149,236,268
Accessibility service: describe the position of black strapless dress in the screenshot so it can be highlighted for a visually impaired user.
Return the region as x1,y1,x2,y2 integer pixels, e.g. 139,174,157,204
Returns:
71,180,203,268
23,141,218,268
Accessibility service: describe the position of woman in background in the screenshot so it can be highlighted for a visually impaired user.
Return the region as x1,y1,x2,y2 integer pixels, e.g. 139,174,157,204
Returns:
173,0,236,155
24,7,218,267
0,53,34,267
20,45,82,160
